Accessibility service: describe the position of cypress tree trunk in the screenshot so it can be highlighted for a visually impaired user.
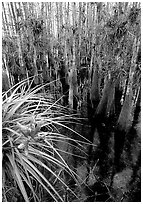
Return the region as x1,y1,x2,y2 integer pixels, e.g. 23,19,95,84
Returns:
114,87,133,172
95,78,113,122
133,87,141,126
113,37,140,173
114,75,123,120
96,79,115,177
125,87,141,163
59,60,69,106
128,112,141,201
2,69,10,92
88,77,116,178
90,61,100,110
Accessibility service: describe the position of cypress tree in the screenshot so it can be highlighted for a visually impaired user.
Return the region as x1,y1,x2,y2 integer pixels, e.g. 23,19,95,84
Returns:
96,79,115,176
114,87,133,172
2,69,10,92
58,60,69,106
95,78,115,127
90,62,100,110
133,88,141,126
89,77,116,177
114,75,123,120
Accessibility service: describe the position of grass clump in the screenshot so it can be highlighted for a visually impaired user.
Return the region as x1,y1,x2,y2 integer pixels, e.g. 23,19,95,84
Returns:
2,80,88,202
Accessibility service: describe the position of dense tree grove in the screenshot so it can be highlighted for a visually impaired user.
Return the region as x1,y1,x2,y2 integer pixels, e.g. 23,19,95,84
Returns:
2,2,141,202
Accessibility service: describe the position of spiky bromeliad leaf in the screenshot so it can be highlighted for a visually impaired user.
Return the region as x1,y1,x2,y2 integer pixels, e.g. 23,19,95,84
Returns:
6,153,29,202
2,79,89,201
